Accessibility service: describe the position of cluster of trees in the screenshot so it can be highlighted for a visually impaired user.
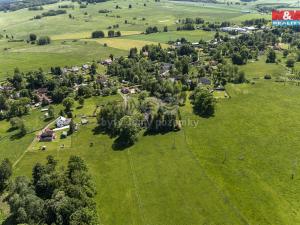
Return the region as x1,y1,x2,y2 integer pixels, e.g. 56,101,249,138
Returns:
5,155,98,225
97,101,144,146
190,87,215,117
0,158,12,193
145,26,159,34
58,4,74,9
177,24,195,31
204,30,280,66
108,30,121,38
97,97,180,146
34,9,66,19
98,9,111,13
92,30,121,38
28,33,51,45
37,36,51,45
179,17,205,25
28,6,43,10
9,117,27,136
242,18,268,27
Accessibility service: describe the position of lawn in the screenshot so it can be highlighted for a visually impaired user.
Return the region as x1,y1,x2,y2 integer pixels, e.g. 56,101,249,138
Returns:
240,54,287,79
5,80,300,225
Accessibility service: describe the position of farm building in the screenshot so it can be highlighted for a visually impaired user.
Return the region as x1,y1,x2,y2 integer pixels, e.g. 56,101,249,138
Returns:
56,116,72,128
39,129,55,142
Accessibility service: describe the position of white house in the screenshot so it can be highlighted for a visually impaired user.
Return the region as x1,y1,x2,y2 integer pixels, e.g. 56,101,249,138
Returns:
56,116,71,128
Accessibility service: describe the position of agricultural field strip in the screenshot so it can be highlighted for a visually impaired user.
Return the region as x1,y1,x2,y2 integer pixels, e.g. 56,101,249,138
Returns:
181,127,250,225
126,149,147,224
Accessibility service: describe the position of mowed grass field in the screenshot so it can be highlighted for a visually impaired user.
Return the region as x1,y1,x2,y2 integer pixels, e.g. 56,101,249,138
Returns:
2,80,298,225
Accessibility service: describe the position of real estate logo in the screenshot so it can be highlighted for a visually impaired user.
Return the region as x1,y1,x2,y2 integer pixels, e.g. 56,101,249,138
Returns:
272,10,300,26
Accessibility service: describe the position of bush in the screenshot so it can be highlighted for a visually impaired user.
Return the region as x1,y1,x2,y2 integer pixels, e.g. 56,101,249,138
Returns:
264,74,272,79
37,36,51,45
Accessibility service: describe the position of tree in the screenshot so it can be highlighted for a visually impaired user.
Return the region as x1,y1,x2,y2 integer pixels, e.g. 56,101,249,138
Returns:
29,33,37,42
63,97,74,112
90,62,97,75
69,119,76,134
0,158,12,192
283,49,289,58
91,30,105,38
78,96,85,107
48,105,55,118
286,58,295,68
10,117,23,130
117,115,142,146
191,87,216,117
129,47,138,58
266,49,276,63
108,30,115,37
8,155,98,225
115,31,121,37
37,36,51,45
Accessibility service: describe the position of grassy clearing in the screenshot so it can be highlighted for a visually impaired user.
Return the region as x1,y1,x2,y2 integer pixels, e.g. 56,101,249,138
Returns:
5,80,300,225
240,54,287,79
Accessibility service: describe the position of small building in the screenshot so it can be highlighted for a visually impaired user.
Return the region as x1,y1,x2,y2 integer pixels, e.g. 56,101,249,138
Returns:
56,116,71,128
39,129,55,142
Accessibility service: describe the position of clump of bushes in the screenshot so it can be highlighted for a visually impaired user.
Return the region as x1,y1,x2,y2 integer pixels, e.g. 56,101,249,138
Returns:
37,36,51,45
91,30,105,38
264,74,272,79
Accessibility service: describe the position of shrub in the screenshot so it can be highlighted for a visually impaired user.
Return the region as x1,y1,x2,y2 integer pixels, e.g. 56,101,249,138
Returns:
37,36,51,45
264,74,272,79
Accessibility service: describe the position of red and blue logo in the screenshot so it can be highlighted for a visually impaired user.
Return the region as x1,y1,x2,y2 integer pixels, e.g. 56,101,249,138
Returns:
272,10,300,26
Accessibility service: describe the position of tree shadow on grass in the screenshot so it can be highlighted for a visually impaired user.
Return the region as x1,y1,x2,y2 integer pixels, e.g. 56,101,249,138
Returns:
6,127,18,133
92,126,108,136
112,137,133,151
9,132,26,141
43,117,53,123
